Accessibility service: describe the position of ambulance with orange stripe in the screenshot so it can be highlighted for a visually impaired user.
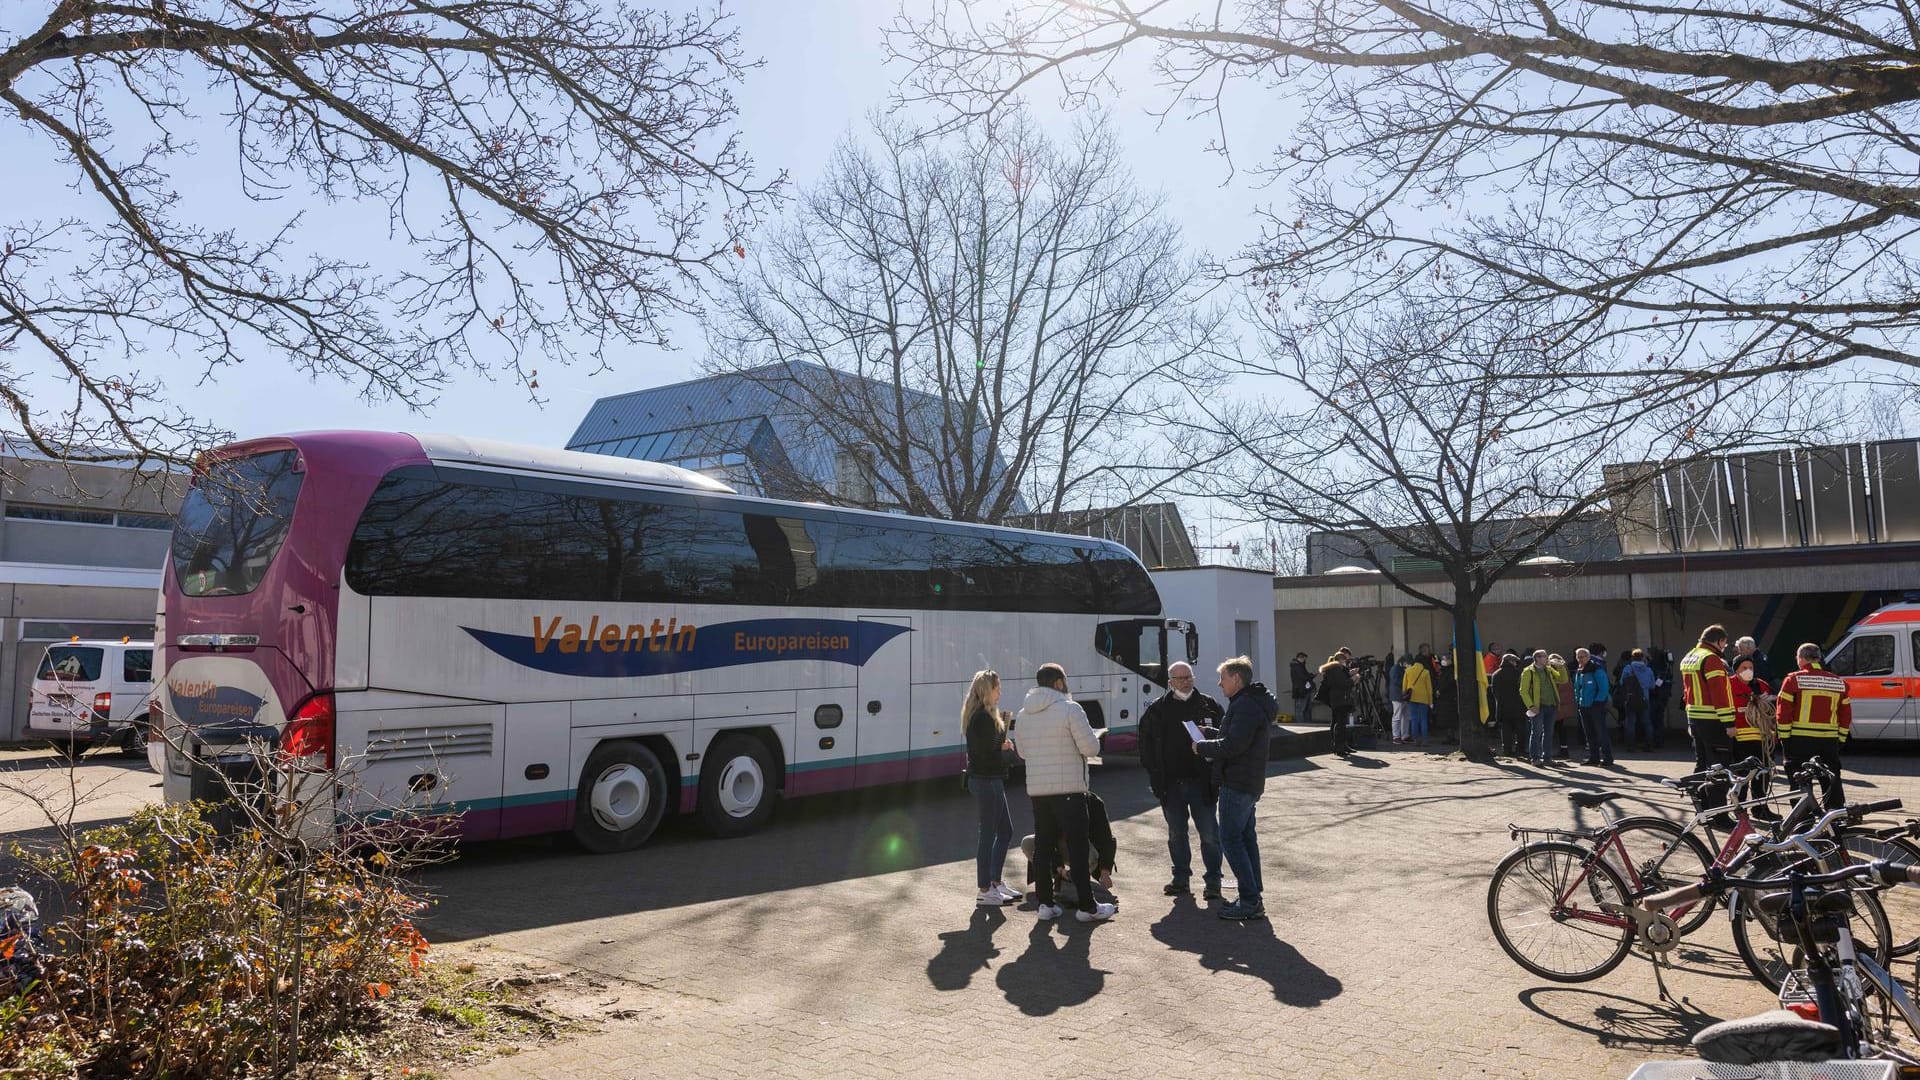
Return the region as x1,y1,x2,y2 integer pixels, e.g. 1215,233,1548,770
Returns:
1819,601,1920,740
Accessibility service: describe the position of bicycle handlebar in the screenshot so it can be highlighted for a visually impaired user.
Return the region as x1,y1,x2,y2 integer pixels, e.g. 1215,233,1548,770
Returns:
1664,757,1764,789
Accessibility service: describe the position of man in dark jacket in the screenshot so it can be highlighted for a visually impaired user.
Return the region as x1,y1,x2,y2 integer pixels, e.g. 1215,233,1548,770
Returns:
1139,660,1227,899
1491,652,1527,756
1194,656,1278,921
1288,652,1314,724
1317,650,1355,756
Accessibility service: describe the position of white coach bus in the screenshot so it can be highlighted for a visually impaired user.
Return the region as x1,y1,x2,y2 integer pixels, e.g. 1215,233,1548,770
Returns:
157,432,1194,851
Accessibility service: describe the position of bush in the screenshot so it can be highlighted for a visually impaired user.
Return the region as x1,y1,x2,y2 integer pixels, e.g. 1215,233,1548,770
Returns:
1,802,434,1078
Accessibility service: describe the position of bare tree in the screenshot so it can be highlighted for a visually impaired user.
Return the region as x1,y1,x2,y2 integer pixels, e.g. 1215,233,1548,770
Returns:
891,1,1920,403
1201,287,1830,761
2,1,779,465
708,112,1226,524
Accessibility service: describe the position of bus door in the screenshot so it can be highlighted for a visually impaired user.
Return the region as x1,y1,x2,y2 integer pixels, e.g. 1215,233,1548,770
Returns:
855,615,913,786
1824,630,1911,740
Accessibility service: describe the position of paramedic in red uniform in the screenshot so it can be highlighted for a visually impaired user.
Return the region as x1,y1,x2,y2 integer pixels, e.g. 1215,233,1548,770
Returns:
1776,642,1852,809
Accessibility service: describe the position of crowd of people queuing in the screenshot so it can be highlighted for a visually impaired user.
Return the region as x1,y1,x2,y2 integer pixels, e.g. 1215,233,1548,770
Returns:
962,625,1852,925
964,656,1278,923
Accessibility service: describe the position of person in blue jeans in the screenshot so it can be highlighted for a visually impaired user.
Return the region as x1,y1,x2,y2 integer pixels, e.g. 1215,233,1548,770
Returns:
1193,656,1278,921
1139,661,1227,899
961,670,1018,906
1573,647,1614,766
1520,649,1562,767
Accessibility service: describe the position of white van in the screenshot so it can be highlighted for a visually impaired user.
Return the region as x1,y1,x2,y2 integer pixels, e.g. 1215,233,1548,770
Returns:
26,639,157,760
1819,601,1920,740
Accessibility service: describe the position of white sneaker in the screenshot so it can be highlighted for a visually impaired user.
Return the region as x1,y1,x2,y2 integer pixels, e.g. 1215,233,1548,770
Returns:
994,883,1023,903
1035,903,1064,920
977,888,1005,906
1076,902,1118,923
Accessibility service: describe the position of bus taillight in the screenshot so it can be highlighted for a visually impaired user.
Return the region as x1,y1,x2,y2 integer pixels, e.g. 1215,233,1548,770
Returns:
281,692,335,770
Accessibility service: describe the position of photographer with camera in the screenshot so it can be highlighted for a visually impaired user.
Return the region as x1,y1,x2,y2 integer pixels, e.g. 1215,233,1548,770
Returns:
1315,647,1355,757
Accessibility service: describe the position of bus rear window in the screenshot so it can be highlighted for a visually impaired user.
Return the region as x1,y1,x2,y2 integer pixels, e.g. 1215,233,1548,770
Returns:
171,449,305,597
38,646,104,682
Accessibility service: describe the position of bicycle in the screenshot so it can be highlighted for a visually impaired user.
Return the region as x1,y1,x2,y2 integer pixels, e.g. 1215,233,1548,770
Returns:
1635,844,1920,1065
1487,762,1901,990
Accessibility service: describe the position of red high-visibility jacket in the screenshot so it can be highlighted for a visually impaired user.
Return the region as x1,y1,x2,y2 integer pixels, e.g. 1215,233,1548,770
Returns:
1776,662,1851,742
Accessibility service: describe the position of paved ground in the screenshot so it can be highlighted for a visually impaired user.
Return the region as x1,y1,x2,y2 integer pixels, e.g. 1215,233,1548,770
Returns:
426,745,1920,1080
9,740,1920,1078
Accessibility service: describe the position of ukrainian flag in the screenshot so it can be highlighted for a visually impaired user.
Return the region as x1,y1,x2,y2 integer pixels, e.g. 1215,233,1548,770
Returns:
1452,626,1491,725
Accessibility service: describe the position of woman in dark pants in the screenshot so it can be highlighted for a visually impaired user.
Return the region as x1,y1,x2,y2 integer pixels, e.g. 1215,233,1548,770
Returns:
963,670,1018,906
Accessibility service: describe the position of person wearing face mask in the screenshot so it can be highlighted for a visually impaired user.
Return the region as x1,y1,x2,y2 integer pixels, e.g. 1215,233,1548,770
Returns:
1728,656,1780,819
1138,660,1227,899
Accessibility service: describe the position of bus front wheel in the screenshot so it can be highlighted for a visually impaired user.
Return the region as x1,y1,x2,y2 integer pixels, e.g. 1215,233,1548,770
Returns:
572,741,669,854
698,733,778,838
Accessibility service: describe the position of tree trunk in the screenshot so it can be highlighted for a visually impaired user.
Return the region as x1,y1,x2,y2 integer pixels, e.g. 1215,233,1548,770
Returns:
1451,597,1496,764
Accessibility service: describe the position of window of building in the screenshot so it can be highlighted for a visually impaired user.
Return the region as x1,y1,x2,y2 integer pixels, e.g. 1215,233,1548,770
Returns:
5,504,175,530
835,449,876,505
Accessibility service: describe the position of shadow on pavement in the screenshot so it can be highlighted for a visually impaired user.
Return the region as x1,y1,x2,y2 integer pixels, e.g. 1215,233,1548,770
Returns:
424,761,1215,941
1147,896,1342,1006
1518,986,1722,1049
927,905,1010,991
995,917,1111,1016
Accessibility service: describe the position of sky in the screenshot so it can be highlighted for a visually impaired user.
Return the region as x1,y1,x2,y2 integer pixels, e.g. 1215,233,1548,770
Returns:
5,2,1293,443
1,2,1306,548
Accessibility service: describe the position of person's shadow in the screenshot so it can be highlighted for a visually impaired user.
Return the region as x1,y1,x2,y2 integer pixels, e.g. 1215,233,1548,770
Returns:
1149,897,1343,1006
925,905,1008,991
995,919,1111,1016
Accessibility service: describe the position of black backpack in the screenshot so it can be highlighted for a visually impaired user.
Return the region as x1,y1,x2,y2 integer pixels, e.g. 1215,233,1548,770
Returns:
1618,670,1646,709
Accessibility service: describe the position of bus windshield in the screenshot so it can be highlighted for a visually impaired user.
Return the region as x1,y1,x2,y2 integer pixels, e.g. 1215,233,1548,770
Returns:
171,449,305,597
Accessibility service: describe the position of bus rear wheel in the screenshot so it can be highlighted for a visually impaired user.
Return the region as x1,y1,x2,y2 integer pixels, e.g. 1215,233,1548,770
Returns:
572,741,669,854
698,733,778,838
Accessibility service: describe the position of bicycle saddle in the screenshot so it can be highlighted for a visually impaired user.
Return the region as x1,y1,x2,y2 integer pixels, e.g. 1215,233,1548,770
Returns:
1692,1009,1841,1065
1566,791,1621,810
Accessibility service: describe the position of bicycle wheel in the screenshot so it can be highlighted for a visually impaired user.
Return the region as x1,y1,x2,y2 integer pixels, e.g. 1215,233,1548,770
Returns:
1730,885,1893,993
1856,952,1920,1061
1844,831,1920,958
1601,816,1718,936
1488,840,1636,982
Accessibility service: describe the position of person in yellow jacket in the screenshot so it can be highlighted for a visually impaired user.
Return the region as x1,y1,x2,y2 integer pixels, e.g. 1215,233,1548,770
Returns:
1518,649,1567,767
1681,625,1738,773
1401,655,1434,747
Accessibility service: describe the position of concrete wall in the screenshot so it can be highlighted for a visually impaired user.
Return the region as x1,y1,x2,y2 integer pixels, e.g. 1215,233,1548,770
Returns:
1151,567,1281,682
2,521,171,568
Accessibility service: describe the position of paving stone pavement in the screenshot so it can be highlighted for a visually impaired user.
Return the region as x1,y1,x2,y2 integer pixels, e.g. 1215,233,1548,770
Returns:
425,745,1920,1080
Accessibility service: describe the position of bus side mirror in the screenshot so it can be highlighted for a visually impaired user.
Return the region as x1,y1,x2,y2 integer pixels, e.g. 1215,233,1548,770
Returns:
1186,628,1199,664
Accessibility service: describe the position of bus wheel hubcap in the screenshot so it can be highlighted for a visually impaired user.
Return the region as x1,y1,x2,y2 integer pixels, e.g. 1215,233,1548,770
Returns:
590,764,650,832
718,755,764,818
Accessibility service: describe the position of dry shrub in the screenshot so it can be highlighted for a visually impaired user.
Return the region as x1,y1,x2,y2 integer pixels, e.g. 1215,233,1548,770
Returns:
1,801,437,1078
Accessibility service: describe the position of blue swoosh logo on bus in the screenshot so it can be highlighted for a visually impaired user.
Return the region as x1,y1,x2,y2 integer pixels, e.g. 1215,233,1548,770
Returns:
166,685,267,727
460,619,913,678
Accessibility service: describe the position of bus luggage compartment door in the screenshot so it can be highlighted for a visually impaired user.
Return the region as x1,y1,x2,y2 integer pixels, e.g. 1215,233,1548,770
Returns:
855,616,913,787
335,702,506,842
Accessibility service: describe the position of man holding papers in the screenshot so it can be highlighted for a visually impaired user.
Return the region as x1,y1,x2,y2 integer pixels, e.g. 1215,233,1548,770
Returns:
1139,661,1227,900
1191,657,1280,921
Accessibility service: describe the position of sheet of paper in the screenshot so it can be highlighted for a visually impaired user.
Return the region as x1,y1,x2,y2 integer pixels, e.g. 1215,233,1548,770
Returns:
1182,720,1205,742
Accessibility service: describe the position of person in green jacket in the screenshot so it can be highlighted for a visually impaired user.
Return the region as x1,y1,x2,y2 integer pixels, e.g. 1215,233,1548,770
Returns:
1519,649,1567,767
